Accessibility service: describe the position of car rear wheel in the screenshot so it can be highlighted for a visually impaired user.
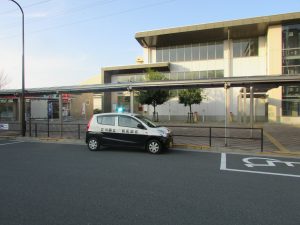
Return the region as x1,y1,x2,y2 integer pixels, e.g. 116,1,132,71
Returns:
87,137,100,151
146,139,162,154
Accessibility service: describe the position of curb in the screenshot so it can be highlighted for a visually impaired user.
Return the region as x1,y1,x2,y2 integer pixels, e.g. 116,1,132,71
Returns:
2,136,300,158
173,143,210,150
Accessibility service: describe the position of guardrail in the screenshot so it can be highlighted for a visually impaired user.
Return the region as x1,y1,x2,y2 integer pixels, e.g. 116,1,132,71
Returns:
0,121,264,152
166,125,263,152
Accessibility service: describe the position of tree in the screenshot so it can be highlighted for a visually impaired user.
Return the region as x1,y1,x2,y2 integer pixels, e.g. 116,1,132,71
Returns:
178,88,204,121
137,69,170,121
0,71,10,89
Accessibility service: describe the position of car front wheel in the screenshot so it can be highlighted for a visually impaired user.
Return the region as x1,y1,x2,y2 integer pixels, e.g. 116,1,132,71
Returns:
146,139,162,154
87,137,100,151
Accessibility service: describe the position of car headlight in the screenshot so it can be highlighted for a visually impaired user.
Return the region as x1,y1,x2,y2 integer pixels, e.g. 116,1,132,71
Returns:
158,130,168,137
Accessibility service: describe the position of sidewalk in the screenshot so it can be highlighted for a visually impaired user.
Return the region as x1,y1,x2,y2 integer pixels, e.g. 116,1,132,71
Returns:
1,121,300,158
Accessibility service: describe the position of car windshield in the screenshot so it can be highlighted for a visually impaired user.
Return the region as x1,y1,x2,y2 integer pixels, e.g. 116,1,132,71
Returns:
134,115,157,128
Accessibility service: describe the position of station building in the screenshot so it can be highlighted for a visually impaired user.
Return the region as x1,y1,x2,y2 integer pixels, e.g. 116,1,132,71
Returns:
102,12,300,124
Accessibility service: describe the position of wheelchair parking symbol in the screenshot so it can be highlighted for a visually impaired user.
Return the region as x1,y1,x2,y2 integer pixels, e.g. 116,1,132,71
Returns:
220,153,300,178
243,157,300,168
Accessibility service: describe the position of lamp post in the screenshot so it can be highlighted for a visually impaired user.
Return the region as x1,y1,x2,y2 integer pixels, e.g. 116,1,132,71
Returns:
9,0,25,136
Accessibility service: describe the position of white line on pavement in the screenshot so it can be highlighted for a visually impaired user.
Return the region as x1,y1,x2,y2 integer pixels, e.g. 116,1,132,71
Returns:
220,152,300,178
220,153,227,170
0,141,24,146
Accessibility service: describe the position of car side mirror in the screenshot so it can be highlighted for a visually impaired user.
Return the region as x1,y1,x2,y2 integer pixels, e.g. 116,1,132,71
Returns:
137,123,146,129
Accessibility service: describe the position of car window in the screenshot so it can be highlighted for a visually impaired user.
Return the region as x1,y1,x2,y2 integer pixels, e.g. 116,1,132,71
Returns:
97,116,115,126
118,116,140,129
134,115,157,128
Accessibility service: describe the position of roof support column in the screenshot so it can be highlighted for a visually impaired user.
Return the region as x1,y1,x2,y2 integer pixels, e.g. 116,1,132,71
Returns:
243,87,247,124
224,82,230,147
128,87,134,113
238,93,242,123
250,86,254,137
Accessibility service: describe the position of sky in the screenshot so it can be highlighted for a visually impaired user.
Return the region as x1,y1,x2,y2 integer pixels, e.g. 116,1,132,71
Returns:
0,0,299,89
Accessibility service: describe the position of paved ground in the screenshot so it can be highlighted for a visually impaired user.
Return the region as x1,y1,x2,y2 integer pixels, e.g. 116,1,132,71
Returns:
0,141,299,225
1,120,300,156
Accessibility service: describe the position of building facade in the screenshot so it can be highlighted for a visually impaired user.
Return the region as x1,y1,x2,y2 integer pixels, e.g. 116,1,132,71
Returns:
102,12,300,124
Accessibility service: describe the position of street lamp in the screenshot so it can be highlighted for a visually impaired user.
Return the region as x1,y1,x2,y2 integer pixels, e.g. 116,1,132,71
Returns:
8,0,25,136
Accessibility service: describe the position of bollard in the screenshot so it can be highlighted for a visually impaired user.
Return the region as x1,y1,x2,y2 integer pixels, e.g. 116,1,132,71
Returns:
35,123,37,137
78,124,80,139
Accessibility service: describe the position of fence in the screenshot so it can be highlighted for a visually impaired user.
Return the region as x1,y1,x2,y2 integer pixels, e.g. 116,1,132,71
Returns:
0,120,264,152
166,125,264,152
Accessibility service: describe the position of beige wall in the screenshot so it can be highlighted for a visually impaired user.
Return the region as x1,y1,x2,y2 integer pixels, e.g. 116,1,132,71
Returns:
70,93,94,120
267,25,282,122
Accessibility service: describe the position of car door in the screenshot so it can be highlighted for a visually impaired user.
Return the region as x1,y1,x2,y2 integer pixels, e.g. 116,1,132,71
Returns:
96,115,118,145
115,115,149,147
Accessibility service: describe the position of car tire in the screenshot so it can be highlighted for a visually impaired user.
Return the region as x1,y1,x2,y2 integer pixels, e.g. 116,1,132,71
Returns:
87,137,100,151
146,139,162,154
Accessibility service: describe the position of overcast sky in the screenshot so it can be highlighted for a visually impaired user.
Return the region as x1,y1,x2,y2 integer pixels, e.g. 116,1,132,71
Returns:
0,0,299,89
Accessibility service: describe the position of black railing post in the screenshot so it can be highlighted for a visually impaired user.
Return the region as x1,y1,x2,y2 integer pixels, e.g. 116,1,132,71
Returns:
47,117,50,137
29,118,31,137
35,123,37,137
261,128,264,152
60,123,63,138
78,124,80,139
209,127,212,147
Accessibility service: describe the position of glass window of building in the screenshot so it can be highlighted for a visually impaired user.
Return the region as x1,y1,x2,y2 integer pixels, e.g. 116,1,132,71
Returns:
250,39,258,56
207,43,216,59
215,70,224,78
200,43,208,60
135,74,145,82
207,70,215,79
177,46,185,61
156,48,163,62
282,23,300,117
177,72,185,80
215,42,224,59
241,41,250,57
184,44,192,61
192,71,199,80
233,38,258,57
282,24,300,75
192,44,200,60
170,47,177,62
170,72,178,80
200,71,208,79
162,47,170,62
185,72,194,80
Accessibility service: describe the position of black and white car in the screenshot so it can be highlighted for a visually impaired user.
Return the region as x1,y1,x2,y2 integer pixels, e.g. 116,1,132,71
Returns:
86,113,173,154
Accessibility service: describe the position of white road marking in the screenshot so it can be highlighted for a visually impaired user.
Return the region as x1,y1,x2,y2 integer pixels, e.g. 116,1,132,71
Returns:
0,141,24,146
220,153,300,178
243,157,300,168
220,152,227,170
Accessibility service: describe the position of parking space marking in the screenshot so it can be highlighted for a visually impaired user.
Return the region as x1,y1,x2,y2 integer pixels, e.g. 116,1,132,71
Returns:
0,141,24,146
220,153,300,178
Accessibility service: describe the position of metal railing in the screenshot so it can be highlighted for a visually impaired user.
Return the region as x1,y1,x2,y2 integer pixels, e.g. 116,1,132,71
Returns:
0,121,264,152
166,125,264,152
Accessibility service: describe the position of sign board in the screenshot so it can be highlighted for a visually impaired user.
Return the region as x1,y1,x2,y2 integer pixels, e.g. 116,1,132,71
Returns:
0,124,9,130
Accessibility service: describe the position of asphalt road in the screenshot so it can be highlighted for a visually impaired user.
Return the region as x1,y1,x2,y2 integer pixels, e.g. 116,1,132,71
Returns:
0,140,299,225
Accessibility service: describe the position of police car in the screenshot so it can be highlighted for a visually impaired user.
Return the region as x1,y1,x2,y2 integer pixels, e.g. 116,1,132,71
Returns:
86,113,173,154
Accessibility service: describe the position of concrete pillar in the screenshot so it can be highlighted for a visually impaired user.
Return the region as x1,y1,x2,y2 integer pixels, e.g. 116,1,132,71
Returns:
243,87,247,124
250,86,254,137
130,90,134,113
224,83,230,147
238,94,242,123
